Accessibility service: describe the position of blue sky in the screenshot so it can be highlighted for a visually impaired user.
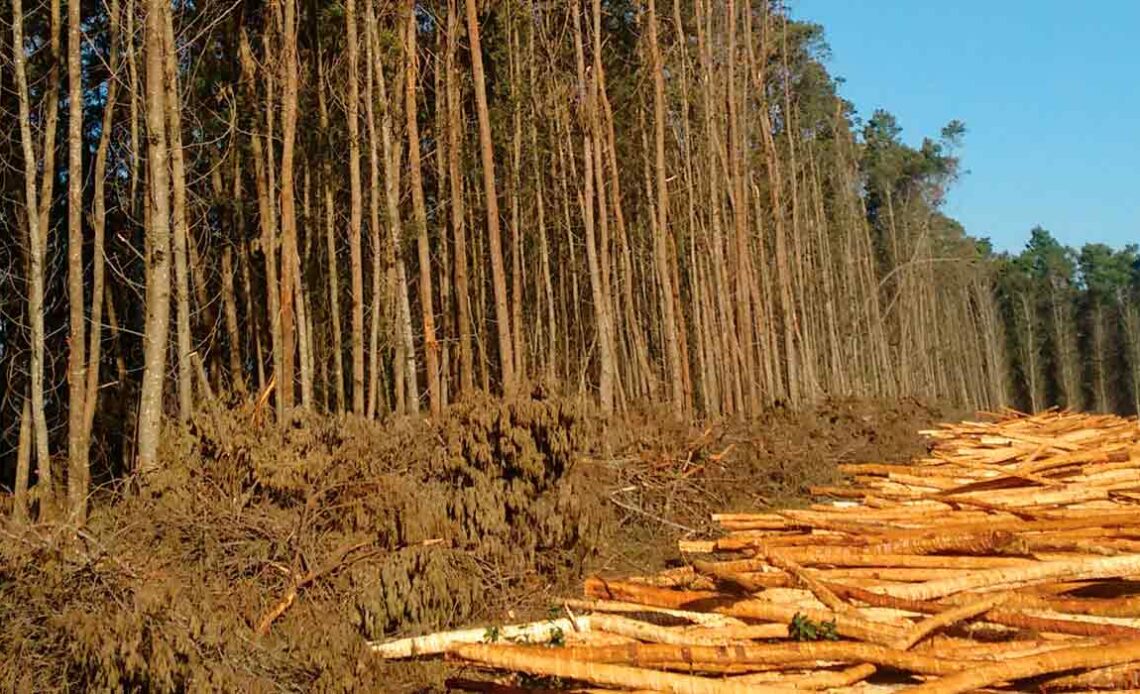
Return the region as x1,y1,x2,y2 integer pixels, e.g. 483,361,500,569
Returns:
791,1,1139,254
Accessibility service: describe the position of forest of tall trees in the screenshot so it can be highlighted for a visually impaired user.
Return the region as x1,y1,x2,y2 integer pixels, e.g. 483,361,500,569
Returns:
1,0,1138,521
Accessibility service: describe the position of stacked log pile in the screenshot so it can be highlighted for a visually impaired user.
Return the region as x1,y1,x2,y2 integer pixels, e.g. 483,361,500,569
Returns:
375,411,1140,692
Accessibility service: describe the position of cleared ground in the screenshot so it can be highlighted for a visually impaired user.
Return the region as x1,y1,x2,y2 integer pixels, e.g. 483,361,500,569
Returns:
0,395,949,692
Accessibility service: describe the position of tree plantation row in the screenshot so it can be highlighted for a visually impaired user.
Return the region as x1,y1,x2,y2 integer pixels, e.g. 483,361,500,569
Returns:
0,0,1137,522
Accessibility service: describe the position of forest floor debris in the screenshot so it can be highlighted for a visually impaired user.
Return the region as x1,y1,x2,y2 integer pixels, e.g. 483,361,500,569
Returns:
0,396,945,692
379,410,1140,692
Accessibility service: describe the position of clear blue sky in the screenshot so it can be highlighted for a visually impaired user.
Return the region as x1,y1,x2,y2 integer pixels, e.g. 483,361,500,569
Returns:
791,1,1139,254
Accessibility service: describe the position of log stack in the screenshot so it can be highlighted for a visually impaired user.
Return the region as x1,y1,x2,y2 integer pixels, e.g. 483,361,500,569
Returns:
375,410,1140,692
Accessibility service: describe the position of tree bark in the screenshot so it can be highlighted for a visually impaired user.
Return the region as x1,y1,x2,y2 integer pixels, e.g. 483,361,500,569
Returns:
67,0,89,519
13,0,56,516
346,0,366,414
317,50,345,412
14,399,33,522
363,0,384,417
571,7,614,413
446,0,474,396
405,0,442,415
162,1,195,422
85,0,121,440
646,0,685,418
464,0,515,394
138,0,174,475
240,33,283,419
373,29,419,414
279,0,301,410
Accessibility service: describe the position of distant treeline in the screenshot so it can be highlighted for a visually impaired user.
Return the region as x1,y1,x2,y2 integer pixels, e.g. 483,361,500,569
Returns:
994,230,1139,416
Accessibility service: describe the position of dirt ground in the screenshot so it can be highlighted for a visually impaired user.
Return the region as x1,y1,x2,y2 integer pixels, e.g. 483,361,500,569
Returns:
0,394,953,693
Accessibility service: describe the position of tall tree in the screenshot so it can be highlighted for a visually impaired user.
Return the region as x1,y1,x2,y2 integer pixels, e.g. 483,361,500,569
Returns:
137,0,174,474
163,0,194,421
405,0,442,415
465,0,515,393
279,0,301,410
346,0,366,413
66,0,89,518
446,0,474,396
12,0,55,513
646,0,685,417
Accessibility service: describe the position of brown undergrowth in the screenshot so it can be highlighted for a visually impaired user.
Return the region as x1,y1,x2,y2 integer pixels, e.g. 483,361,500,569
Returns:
589,397,953,576
0,395,947,692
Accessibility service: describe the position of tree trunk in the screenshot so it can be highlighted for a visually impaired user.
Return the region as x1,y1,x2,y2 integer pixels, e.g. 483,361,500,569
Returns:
570,8,615,413
1020,293,1042,412
374,35,419,414
242,238,266,392
278,0,301,410
65,0,90,519
346,0,366,414
464,0,515,394
317,51,345,412
221,243,244,392
363,0,384,417
240,33,283,420
162,1,195,422
434,23,452,405
138,0,174,474
13,0,56,516
14,399,33,521
85,0,120,443
38,0,62,236
405,0,442,415
646,0,685,418
446,0,474,396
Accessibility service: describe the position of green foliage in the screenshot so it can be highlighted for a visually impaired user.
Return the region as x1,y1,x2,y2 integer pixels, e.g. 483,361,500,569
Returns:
993,227,1140,413
789,613,839,641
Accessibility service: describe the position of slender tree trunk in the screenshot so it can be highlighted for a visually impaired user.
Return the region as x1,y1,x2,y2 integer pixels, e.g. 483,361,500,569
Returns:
405,0,442,415
531,113,557,383
221,243,244,390
84,0,120,443
646,0,685,418
374,38,419,413
346,0,366,413
209,125,241,395
465,0,515,393
66,0,89,519
240,34,283,419
138,0,174,474
162,2,194,422
278,0,301,410
571,7,613,413
434,24,452,405
14,399,33,521
588,0,622,406
293,241,314,409
363,0,384,417
446,0,474,396
13,0,56,515
317,52,345,412
39,0,62,235
1021,294,1042,412
230,151,250,395
126,0,141,217
506,8,527,383
725,0,760,413
241,238,266,391
1092,303,1109,412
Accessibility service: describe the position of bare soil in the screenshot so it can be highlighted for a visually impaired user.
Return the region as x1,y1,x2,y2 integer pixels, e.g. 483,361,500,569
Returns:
0,394,951,693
